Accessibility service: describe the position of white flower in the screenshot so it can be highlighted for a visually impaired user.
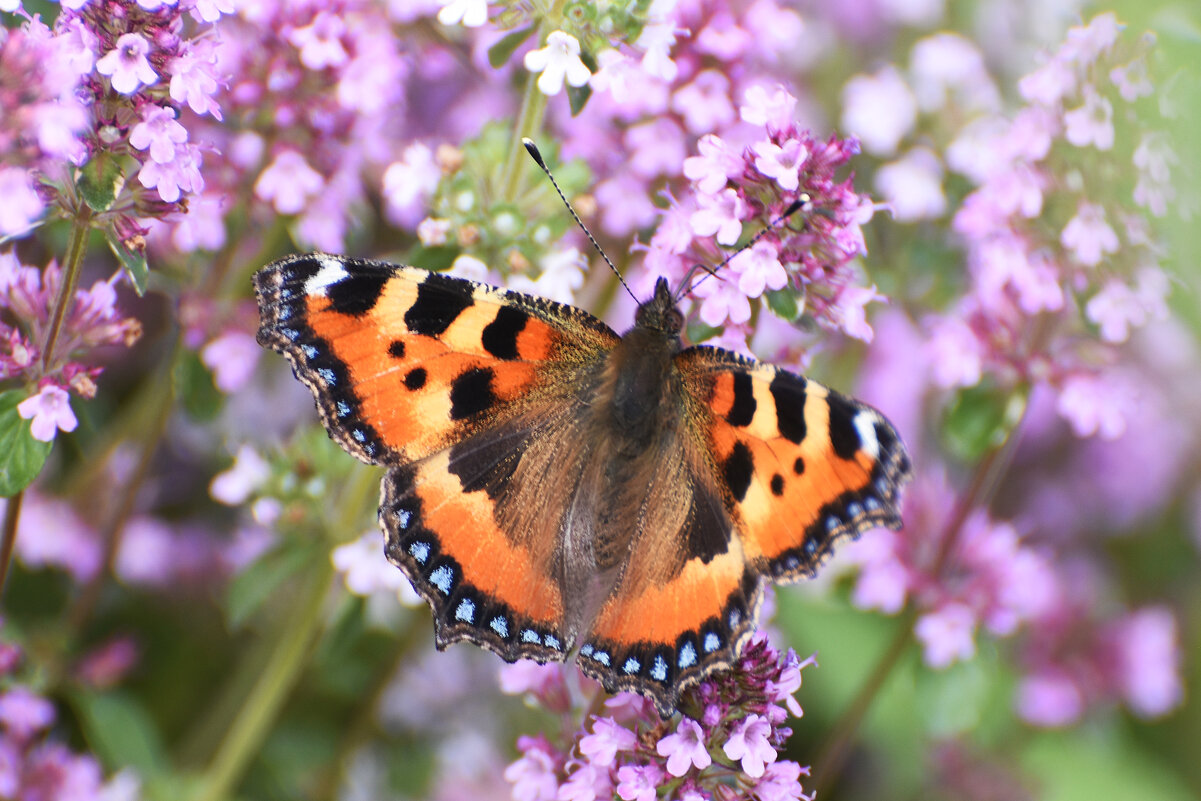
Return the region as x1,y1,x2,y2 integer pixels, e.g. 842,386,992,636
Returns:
523,31,591,96
437,0,488,28
17,385,77,442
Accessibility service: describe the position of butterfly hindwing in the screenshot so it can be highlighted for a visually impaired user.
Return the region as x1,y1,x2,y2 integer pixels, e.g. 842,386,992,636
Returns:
254,253,620,662
680,346,911,578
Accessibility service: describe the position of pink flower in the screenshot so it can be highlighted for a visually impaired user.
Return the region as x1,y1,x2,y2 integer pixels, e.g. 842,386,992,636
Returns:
114,517,177,587
382,143,440,224
288,12,349,69
138,143,204,203
0,168,44,237
201,329,261,393
690,188,744,245
1110,58,1152,101
1018,56,1076,106
579,717,636,767
255,150,324,215
909,33,999,114
656,718,711,777
17,385,77,442
754,761,812,801
1109,607,1183,718
833,284,884,342
840,66,917,156
915,603,977,668
168,39,223,119
95,32,157,95
557,761,611,801
876,147,946,222
683,134,743,195
1056,371,1132,440
524,31,590,97
505,736,561,801
625,118,686,178
331,530,411,598
751,138,808,192
1016,669,1084,727
670,70,735,134
1061,203,1119,266
722,714,777,778
730,240,787,298
740,84,797,130
498,660,565,699
0,687,55,740
1063,85,1114,150
615,764,664,801
129,105,188,164
209,444,270,506
692,275,751,327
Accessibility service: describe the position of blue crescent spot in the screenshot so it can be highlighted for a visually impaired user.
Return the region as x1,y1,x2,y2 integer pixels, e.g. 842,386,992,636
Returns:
650,655,668,682
407,539,429,562
490,616,509,638
455,598,475,623
678,642,697,669
703,632,721,653
521,629,541,644
428,565,454,594
623,657,641,675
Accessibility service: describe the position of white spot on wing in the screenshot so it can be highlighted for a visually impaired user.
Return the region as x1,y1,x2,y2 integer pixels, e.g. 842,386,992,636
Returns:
304,256,350,298
853,410,880,460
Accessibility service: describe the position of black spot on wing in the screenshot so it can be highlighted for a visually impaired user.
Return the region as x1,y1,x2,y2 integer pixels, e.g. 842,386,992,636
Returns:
722,441,754,503
405,272,474,336
793,457,805,475
404,367,427,390
725,371,756,427
770,474,784,496
388,340,406,359
827,394,861,460
770,371,807,444
481,306,529,360
326,266,391,317
449,367,496,420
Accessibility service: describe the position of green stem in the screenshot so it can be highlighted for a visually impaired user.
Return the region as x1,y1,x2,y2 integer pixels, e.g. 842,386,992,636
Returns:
189,464,377,801
42,206,94,373
0,490,24,598
499,67,550,204
497,0,566,203
191,555,335,801
811,394,1029,796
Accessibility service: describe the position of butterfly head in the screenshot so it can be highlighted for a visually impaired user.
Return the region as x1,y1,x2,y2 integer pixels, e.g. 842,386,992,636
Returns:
634,277,684,339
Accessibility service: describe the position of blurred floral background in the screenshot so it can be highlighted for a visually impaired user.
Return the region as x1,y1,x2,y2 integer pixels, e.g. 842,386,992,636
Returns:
0,0,1197,799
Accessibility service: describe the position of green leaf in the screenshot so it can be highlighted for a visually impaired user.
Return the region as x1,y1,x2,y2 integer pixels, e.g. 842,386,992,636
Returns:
226,543,315,630
71,689,168,776
0,390,53,497
78,154,125,212
407,244,460,273
941,383,1026,463
567,49,597,116
106,233,149,296
488,25,535,68
766,288,801,321
173,349,224,421
567,82,593,116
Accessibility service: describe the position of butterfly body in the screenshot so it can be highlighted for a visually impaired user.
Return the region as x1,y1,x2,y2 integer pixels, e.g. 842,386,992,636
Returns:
255,253,911,715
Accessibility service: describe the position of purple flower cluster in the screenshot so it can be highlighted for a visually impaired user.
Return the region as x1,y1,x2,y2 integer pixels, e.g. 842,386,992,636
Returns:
922,14,1173,439
0,253,140,441
502,633,814,801
0,633,136,800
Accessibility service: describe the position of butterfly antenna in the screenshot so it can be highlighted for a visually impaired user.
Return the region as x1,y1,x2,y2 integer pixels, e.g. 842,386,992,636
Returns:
685,195,809,297
523,138,635,301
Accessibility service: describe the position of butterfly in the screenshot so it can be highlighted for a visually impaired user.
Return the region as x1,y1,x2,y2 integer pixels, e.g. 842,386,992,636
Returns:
254,252,911,715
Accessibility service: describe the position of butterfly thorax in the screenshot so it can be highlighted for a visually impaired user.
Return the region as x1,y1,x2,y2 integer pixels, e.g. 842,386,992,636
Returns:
605,278,684,452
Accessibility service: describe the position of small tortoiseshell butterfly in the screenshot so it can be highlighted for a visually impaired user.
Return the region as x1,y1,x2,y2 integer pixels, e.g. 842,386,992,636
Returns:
254,250,911,715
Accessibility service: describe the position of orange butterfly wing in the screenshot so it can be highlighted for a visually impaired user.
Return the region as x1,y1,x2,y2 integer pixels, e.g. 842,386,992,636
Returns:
255,254,619,662
577,346,910,714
